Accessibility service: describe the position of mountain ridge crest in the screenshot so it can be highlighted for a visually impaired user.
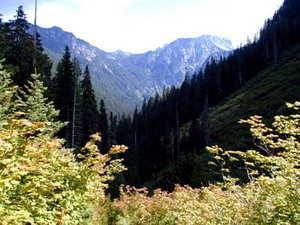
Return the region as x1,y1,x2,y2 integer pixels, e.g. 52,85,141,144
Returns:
36,25,233,114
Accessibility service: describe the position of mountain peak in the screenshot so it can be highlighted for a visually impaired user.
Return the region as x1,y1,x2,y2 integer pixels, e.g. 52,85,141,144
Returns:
48,26,74,36
110,50,133,57
160,35,233,53
50,26,63,31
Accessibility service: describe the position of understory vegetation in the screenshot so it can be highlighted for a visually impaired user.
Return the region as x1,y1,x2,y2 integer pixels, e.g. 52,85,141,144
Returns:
0,63,299,224
110,102,300,225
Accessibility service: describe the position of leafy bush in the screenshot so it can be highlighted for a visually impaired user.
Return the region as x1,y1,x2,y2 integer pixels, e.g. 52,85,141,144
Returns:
111,101,300,224
0,63,127,224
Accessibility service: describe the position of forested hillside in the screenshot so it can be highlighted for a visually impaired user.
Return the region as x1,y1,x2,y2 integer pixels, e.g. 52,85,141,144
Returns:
209,44,300,150
140,43,300,191
116,0,300,189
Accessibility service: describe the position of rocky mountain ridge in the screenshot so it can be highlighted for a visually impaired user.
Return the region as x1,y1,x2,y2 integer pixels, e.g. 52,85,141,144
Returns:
36,25,233,114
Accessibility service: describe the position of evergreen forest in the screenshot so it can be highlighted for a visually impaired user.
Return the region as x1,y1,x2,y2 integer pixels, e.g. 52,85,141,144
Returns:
116,0,300,189
0,0,299,224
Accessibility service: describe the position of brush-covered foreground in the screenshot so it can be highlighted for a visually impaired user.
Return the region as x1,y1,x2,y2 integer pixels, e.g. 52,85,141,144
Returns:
0,63,299,224
111,102,300,225
0,63,127,224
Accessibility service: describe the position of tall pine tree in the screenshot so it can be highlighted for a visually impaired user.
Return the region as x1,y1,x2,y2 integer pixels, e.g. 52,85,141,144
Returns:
0,6,52,87
71,58,82,148
99,99,109,152
53,46,78,147
80,65,99,146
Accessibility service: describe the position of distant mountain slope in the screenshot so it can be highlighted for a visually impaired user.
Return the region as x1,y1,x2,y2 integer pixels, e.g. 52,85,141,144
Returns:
107,35,233,91
36,26,233,114
37,26,142,114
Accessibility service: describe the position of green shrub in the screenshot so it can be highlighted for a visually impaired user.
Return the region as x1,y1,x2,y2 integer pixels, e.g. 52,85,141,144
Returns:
0,63,127,224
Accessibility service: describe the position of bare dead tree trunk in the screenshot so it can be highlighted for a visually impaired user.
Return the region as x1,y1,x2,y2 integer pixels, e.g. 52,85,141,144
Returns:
266,42,270,60
33,0,37,73
202,96,210,147
175,102,180,159
134,127,137,152
71,86,77,148
238,66,243,87
273,36,278,62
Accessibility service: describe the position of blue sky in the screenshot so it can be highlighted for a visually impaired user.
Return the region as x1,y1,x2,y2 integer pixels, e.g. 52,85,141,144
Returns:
1,0,284,53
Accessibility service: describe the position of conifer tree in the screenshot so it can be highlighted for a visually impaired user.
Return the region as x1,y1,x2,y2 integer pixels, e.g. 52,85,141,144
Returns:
71,58,82,148
53,46,78,147
1,6,31,86
0,6,52,87
99,99,109,152
80,65,99,146
109,111,118,146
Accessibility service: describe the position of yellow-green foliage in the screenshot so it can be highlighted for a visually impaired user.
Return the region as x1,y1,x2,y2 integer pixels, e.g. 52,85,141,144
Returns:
0,63,127,224
112,102,300,225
